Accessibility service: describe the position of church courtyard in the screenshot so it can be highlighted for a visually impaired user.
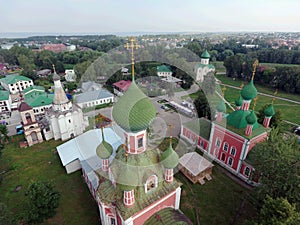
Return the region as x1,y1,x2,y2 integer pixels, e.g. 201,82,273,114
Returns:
0,137,256,225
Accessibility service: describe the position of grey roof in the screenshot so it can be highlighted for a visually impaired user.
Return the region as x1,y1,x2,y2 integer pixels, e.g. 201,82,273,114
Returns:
179,152,213,176
81,81,102,92
74,89,113,104
56,128,122,168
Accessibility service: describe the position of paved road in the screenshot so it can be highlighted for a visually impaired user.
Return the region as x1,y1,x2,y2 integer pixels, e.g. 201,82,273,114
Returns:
3,111,22,136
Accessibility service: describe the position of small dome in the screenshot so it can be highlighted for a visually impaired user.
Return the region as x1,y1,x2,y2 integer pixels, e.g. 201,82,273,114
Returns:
235,95,243,107
264,104,275,117
117,164,138,191
216,100,226,113
241,80,258,100
246,110,257,125
96,140,113,159
201,50,210,59
161,143,179,169
112,81,156,132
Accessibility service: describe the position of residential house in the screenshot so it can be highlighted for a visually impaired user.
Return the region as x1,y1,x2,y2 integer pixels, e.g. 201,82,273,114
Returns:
113,80,131,96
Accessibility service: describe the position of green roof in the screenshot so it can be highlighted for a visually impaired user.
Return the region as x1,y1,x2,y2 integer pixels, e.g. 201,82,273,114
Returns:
96,130,113,159
23,85,45,94
227,110,253,129
0,74,32,84
196,64,215,69
235,95,243,107
241,80,257,100
0,90,9,101
216,100,226,112
264,104,275,117
246,110,257,125
201,50,210,59
157,65,172,73
24,91,53,107
183,118,212,140
112,81,156,132
161,143,179,169
144,208,193,225
100,146,182,220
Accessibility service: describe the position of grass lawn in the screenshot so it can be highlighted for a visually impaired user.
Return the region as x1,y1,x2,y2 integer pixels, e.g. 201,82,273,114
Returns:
176,165,255,225
0,138,99,225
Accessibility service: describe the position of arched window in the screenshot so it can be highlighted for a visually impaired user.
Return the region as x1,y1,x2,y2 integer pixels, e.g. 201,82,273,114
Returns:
230,146,236,156
223,142,229,152
228,157,234,167
244,167,250,177
145,175,158,193
221,153,226,162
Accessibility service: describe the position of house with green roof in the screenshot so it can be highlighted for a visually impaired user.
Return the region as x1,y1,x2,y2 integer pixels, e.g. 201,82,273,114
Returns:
157,65,172,77
194,50,215,82
0,74,33,95
0,90,12,113
23,85,53,115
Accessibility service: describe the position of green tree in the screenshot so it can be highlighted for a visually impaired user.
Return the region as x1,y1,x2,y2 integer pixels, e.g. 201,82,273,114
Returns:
25,181,61,224
0,203,15,225
249,129,300,206
0,124,9,156
194,91,214,119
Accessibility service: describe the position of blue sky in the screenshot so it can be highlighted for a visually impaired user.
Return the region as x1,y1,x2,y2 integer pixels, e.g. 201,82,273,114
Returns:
1,0,299,33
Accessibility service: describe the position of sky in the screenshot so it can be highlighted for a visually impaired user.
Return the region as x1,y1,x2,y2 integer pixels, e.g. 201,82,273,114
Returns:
1,0,300,35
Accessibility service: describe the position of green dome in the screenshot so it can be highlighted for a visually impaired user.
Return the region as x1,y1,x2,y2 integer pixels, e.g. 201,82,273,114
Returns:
112,81,156,132
117,164,138,191
241,80,258,100
246,110,257,125
235,95,243,107
96,129,113,159
161,143,179,169
264,104,275,117
201,50,210,59
96,139,113,159
216,100,226,112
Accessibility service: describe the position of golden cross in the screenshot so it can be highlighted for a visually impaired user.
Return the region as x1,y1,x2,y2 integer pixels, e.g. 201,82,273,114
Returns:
240,82,244,89
167,124,174,144
251,59,259,80
272,89,278,104
222,86,227,97
252,96,258,110
124,37,140,79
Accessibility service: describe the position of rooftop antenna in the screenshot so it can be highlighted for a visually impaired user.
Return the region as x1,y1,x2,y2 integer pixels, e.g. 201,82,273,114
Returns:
124,37,140,81
221,86,227,97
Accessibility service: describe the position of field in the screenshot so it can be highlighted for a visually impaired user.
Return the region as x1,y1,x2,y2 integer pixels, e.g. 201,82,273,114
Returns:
0,137,256,225
0,138,99,225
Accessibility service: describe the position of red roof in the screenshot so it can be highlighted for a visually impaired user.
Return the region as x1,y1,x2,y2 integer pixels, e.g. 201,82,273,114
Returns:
18,102,32,112
113,80,131,92
41,44,67,53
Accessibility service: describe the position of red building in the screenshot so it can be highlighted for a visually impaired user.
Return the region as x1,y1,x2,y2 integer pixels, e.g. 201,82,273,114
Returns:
40,44,67,53
113,80,132,96
181,78,275,185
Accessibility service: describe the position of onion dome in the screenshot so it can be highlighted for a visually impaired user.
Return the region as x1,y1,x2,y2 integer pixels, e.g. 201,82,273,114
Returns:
112,81,156,132
96,130,113,159
201,50,210,59
246,110,257,125
216,100,226,113
264,104,275,117
117,164,138,191
235,95,243,107
161,143,179,169
241,80,258,100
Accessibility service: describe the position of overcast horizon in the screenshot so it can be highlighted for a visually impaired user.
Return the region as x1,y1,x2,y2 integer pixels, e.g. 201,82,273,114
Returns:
1,0,300,37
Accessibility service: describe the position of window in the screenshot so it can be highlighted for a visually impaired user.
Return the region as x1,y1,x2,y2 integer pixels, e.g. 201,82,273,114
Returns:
69,119,71,123
223,142,229,152
221,153,226,162
228,157,234,167
200,140,204,148
216,138,221,147
110,218,115,225
230,147,236,156
137,137,143,148
145,175,158,192
244,167,250,177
